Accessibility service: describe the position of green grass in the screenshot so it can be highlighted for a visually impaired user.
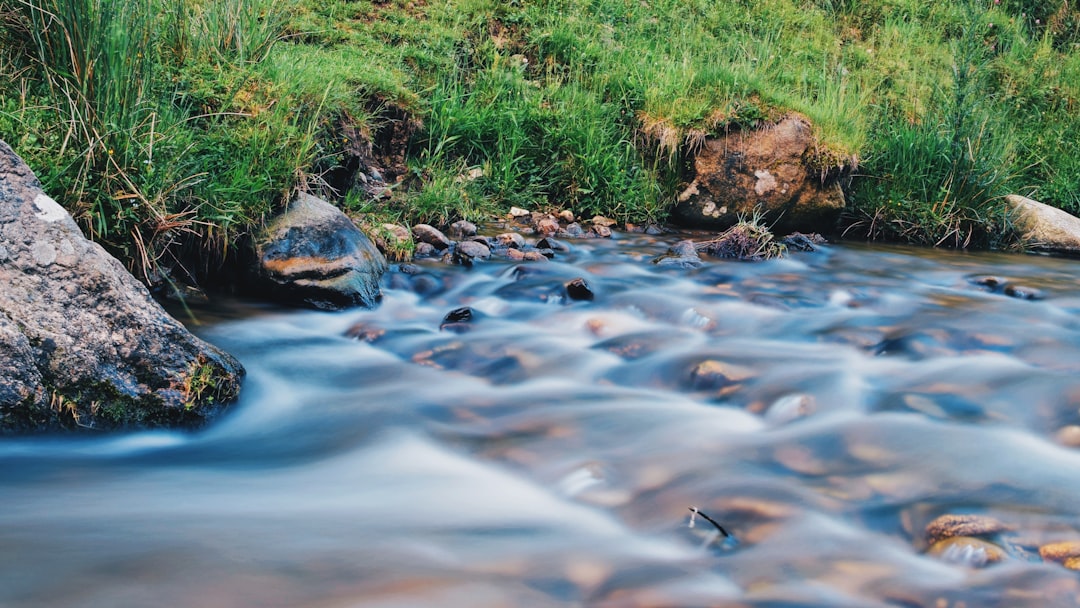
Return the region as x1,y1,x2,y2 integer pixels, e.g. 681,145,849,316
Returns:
2,0,1080,283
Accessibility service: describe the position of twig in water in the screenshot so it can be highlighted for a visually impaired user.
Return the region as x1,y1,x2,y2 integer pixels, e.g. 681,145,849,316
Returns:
688,507,730,537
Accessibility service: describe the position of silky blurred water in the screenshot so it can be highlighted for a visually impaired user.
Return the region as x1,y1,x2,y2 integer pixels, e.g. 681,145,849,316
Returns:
4,233,1080,607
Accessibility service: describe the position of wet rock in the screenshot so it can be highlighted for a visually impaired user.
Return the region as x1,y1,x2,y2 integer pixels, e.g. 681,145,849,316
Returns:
523,251,549,262
928,536,1006,567
925,514,1010,544
509,206,531,219
565,278,595,301
496,232,526,249
1006,194,1080,256
254,192,387,310
412,224,452,251
968,275,1044,300
591,225,612,238
440,306,477,333
344,321,386,343
536,237,570,253
452,240,491,266
780,232,826,252
653,239,703,268
505,248,526,261
560,222,587,238
672,115,850,234
448,220,477,239
591,215,617,228
1003,284,1044,300
764,393,816,424
1039,541,1080,569
398,263,421,275
0,139,243,432
558,209,575,223
414,242,437,258
536,217,560,236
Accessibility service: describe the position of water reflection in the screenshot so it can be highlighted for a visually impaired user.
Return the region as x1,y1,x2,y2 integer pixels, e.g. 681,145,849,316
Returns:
4,236,1080,607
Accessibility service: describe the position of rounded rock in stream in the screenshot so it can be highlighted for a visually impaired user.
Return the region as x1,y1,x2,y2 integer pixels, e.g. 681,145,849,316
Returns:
452,240,491,265
565,278,595,301
925,514,1011,544
928,536,1007,567
412,224,452,251
447,220,477,239
440,306,478,333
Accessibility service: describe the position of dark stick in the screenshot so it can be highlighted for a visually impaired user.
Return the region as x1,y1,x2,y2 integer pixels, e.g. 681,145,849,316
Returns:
689,507,730,538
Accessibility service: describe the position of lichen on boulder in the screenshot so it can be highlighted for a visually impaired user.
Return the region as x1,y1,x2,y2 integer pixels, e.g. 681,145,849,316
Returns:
671,115,852,234
0,140,244,433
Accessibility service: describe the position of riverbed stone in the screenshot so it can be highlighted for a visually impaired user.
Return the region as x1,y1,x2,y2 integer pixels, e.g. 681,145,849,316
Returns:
1006,194,1080,255
412,224,453,250
254,192,387,310
448,220,477,239
0,140,244,432
452,240,491,265
928,536,1006,567
671,115,849,234
925,514,1009,544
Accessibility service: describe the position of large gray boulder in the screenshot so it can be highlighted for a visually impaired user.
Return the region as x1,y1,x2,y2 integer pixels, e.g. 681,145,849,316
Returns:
1005,194,1080,255
671,115,849,234
0,141,244,433
253,192,387,310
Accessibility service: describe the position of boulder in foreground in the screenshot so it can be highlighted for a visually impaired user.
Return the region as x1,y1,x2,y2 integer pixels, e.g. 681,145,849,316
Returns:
0,140,244,433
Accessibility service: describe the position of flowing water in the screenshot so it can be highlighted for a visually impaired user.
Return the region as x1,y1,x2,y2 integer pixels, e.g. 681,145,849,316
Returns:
4,233,1080,607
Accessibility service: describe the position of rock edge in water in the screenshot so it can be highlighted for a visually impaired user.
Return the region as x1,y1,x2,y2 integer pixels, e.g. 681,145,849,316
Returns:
0,140,244,433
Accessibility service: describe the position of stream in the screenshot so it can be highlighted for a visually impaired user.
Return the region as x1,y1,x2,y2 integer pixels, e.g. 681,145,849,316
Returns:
3,232,1080,607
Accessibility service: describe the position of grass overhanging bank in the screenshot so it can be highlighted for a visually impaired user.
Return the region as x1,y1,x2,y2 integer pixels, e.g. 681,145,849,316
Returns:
1,0,1079,284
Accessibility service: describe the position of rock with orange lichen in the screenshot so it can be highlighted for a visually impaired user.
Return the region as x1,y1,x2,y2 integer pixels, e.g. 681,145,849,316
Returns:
254,192,387,310
925,514,1010,544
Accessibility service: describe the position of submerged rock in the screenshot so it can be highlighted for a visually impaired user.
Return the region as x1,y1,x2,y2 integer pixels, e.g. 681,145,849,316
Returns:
672,115,850,234
0,140,243,432
254,192,387,310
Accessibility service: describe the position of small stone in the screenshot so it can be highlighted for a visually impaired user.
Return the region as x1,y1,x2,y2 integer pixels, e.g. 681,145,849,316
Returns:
558,209,575,222
505,248,526,261
970,275,1005,289
565,278,595,301
591,215,617,227
562,222,586,238
414,242,436,258
592,225,612,238
412,224,452,250
1040,541,1080,564
536,248,556,259
398,263,421,275
344,322,386,343
452,240,491,265
523,251,549,262
440,307,476,333
496,232,526,249
448,220,477,239
644,224,664,235
536,237,570,252
1055,425,1080,448
928,536,1006,567
1003,284,1044,300
536,218,560,236
509,206,531,218
925,514,1009,544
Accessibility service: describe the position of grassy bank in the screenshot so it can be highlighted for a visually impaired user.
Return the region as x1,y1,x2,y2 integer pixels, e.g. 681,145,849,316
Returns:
1,0,1079,281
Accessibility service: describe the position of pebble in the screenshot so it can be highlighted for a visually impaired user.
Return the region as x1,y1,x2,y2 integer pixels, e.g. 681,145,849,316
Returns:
1039,540,1080,566
558,209,575,222
565,278,595,301
496,232,526,249
925,514,1010,544
413,242,436,258
453,240,491,265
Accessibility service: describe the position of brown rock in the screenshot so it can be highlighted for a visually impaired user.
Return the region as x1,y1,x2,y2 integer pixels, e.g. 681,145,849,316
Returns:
672,115,850,234
412,224,453,250
1040,540,1080,563
925,514,1010,544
